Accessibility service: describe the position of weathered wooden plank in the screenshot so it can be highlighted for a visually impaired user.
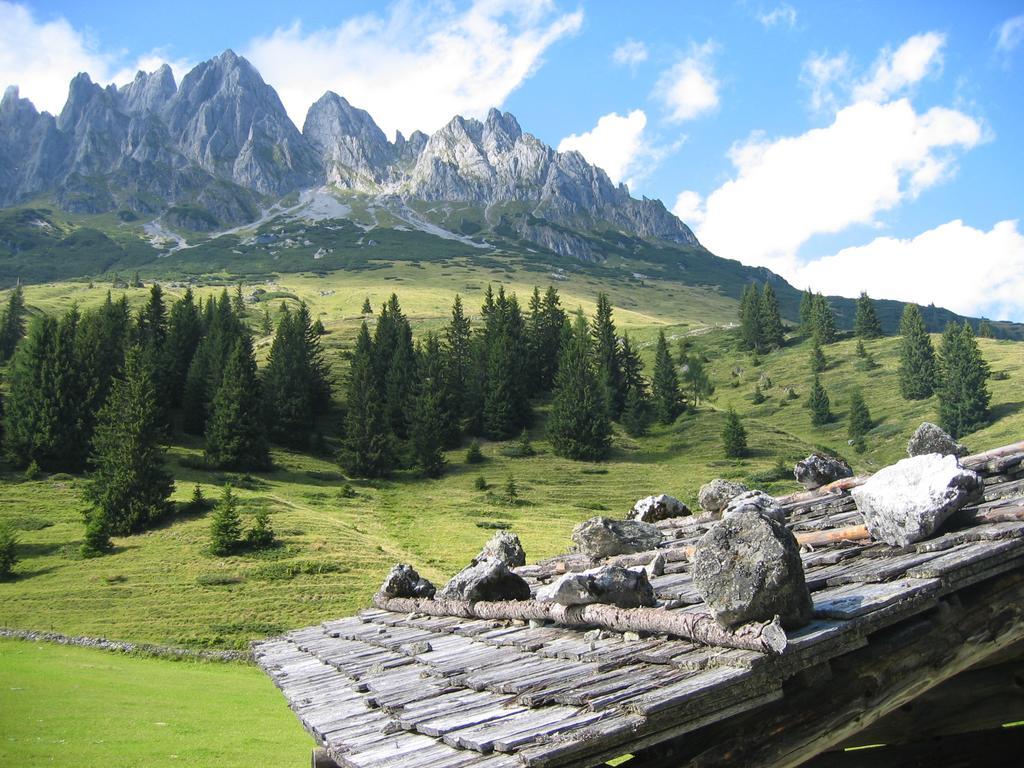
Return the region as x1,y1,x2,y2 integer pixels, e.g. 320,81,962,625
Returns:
813,578,940,620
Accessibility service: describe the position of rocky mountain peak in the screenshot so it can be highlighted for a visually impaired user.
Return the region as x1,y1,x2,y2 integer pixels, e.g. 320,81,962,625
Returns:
119,64,176,115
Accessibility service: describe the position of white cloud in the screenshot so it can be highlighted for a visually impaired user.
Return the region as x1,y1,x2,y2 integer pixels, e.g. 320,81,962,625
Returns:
558,109,680,190
654,41,720,123
0,2,189,114
758,4,797,29
246,0,583,137
800,52,850,113
853,31,945,103
612,39,648,68
793,219,1024,321
692,98,983,274
672,190,705,228
996,15,1024,55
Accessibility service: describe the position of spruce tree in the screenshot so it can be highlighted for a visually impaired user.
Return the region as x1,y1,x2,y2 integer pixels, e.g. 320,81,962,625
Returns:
444,294,472,419
246,508,275,550
591,293,626,418
757,283,785,351
798,288,815,337
538,286,567,390
75,294,131,436
80,511,111,557
848,389,872,452
361,297,372,315
652,330,682,424
165,288,203,406
260,307,273,336
0,522,18,579
410,334,451,477
547,315,612,461
807,374,832,426
898,303,937,400
210,485,242,556
374,295,416,439
621,385,653,437
854,292,883,339
811,293,837,345
977,319,995,339
0,284,27,361
340,322,393,477
722,409,747,458
85,346,173,535
810,341,826,373
205,336,270,471
482,289,530,438
937,322,991,438
232,284,246,317
682,353,713,406
262,311,314,446
738,284,761,351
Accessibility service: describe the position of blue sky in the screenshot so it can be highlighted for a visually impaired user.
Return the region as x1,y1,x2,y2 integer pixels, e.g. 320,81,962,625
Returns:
2,0,1023,320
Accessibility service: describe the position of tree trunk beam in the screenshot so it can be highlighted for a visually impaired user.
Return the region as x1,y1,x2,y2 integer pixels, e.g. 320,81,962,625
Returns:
372,595,788,654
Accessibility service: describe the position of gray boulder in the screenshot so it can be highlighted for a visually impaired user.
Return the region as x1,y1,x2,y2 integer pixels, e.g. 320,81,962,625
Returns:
698,479,749,514
437,558,531,602
628,494,690,523
693,511,813,630
378,564,436,599
907,422,967,458
572,517,662,559
476,530,526,567
794,453,854,490
536,565,656,608
723,490,785,525
851,454,981,546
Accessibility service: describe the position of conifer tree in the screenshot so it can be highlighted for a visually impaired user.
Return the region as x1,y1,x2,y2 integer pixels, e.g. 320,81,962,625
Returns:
340,322,393,477
937,322,991,438
3,311,88,471
0,284,27,361
164,288,203,406
798,288,815,337
897,303,937,400
547,315,612,461
722,409,747,458
205,336,270,470
373,294,416,439
260,307,273,336
811,293,837,345
977,319,995,339
410,334,452,477
757,283,785,351
621,385,653,437
854,292,883,339
807,374,832,426
232,284,246,317
246,508,275,550
0,522,18,579
738,284,761,351
182,290,245,434
483,289,530,438
85,347,172,535
210,485,242,556
80,511,111,557
591,293,626,418
848,389,872,452
76,293,131,432
361,297,372,314
682,352,714,406
445,294,472,419
652,330,682,424
810,341,826,373
538,286,567,390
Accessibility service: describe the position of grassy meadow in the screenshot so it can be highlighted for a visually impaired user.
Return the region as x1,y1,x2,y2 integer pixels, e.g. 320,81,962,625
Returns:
0,261,1021,767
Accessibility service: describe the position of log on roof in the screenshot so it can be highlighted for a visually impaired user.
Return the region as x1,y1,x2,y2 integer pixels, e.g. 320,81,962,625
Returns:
255,442,1024,768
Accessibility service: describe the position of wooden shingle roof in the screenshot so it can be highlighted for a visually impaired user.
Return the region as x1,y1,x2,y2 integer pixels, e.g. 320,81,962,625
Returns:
255,443,1024,768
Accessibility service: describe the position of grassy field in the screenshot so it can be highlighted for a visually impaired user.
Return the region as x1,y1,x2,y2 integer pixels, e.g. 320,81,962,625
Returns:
0,262,1021,768
0,639,308,767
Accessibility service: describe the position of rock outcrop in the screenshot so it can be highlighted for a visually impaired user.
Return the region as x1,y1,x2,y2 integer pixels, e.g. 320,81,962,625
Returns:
628,494,690,523
698,479,749,514
723,490,785,524
907,422,967,458
794,453,853,490
851,454,981,546
693,511,813,630
572,517,662,559
536,565,657,608
437,558,531,602
377,564,436,599
475,530,526,568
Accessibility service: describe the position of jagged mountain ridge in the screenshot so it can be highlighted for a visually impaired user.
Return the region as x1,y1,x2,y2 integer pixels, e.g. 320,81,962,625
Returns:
0,50,694,250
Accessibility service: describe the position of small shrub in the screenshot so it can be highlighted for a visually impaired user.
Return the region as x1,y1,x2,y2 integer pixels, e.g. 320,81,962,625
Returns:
338,483,358,499
190,484,209,511
992,370,1010,381
752,385,766,404
473,476,488,491
465,440,484,464
503,430,536,458
503,476,519,505
475,521,511,530
22,461,42,481
0,523,18,580
246,509,276,550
